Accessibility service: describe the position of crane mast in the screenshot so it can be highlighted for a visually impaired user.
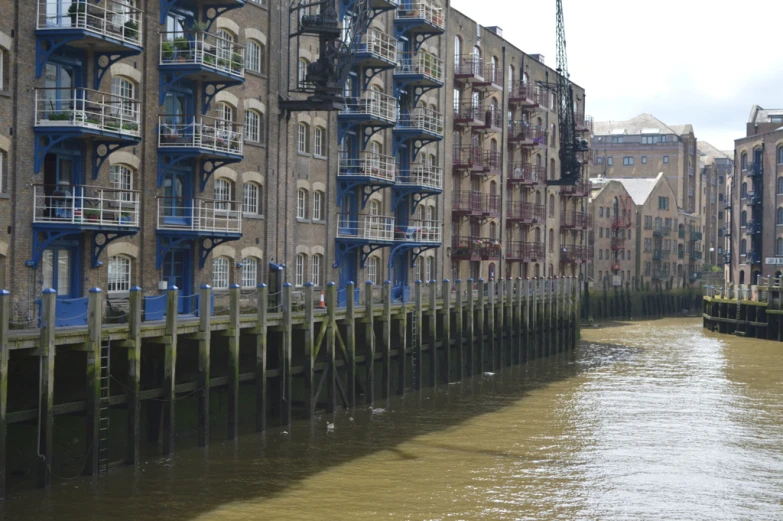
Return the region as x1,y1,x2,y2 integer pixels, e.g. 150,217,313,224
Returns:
550,0,588,186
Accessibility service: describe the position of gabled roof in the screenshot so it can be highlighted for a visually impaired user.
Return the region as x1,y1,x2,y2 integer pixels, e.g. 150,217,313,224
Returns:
697,141,729,160
612,173,670,206
593,113,693,137
748,104,783,124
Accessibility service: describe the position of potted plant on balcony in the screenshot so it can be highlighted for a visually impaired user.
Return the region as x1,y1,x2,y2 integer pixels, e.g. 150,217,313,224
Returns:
124,20,139,41
84,209,101,222
173,36,190,61
189,20,208,36
118,212,132,224
68,2,86,27
161,40,175,61
122,122,139,132
230,52,244,73
46,112,71,123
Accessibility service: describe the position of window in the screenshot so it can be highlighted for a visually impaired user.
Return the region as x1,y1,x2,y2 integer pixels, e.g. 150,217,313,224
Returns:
644,238,652,252
295,254,305,287
426,257,433,282
599,228,603,238
641,156,647,164
0,48,4,91
623,157,634,166
644,215,652,229
311,254,322,286
599,249,603,260
241,257,258,288
367,256,378,284
549,194,554,216
779,146,783,165
246,40,266,74
42,249,71,295
297,122,310,153
297,189,307,219
109,164,134,201
314,126,325,157
216,29,235,62
596,157,603,164
215,178,231,210
298,58,310,88
217,102,233,124
108,255,131,293
508,64,514,93
243,182,260,214
778,207,783,225
658,196,669,210
599,207,604,217
312,191,323,221
741,152,748,170
244,110,263,143
607,157,613,166
110,77,136,117
369,199,381,216
778,177,783,195
663,156,669,164
213,256,230,289
0,151,4,194
454,36,461,69
741,239,747,255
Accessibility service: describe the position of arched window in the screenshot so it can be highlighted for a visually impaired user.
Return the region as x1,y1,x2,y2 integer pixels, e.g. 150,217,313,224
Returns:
110,76,136,117
312,191,324,221
109,164,134,202
244,109,263,143
297,188,308,219
549,194,554,216
213,256,230,289
246,39,266,74
741,152,748,170
550,124,556,147
427,205,436,222
490,56,498,83
297,122,310,153
742,182,747,198
535,227,541,243
489,221,497,239
599,207,604,217
215,178,231,210
298,58,310,88
472,45,481,75
779,146,783,165
778,238,783,256
217,101,234,124
599,249,603,260
777,177,783,195
535,191,542,205
454,36,461,69
778,208,783,225
489,180,497,196
295,254,305,287
367,256,378,284
108,255,131,293
550,158,556,180
241,257,258,288
508,64,514,93
369,199,381,216
243,181,260,214
216,29,235,62
741,210,747,226
548,228,554,252
741,239,747,255
314,126,325,156
312,254,322,286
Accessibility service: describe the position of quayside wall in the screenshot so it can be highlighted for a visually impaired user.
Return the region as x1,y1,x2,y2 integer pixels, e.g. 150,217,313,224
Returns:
582,280,703,321
0,277,579,497
703,279,783,340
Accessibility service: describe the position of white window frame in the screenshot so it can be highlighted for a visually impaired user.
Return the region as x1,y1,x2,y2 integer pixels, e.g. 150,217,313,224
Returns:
367,256,378,284
0,49,4,91
109,164,134,202
297,123,309,154
298,58,309,88
241,257,258,288
218,102,233,124
243,182,260,214
213,256,230,289
314,126,324,157
312,191,323,221
295,254,305,287
108,255,131,293
297,188,307,219
244,109,261,143
311,254,321,287
216,29,235,62
215,178,231,210
110,76,136,117
246,40,261,73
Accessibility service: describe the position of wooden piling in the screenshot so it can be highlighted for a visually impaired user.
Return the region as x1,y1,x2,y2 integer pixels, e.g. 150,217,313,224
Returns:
487,280,495,372
455,279,464,381
126,287,142,463
282,283,293,427
505,279,513,366
428,280,438,387
326,283,337,413
414,280,423,390
255,284,268,432
530,278,538,361
162,286,178,455
396,288,407,395
515,278,523,364
476,278,485,374
346,282,357,406
38,288,56,488
0,290,7,498
303,283,315,418
382,281,392,398
227,284,240,439
85,288,103,476
365,281,375,404
523,279,531,364
466,279,475,376
198,284,211,447
441,279,451,384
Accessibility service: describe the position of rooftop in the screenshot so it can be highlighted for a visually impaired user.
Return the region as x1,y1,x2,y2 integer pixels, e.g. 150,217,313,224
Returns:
748,105,783,124
611,173,667,206
594,114,693,137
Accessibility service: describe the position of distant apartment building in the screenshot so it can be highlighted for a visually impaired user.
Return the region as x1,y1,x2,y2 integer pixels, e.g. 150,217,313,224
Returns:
697,141,732,266
589,173,696,287
726,106,783,285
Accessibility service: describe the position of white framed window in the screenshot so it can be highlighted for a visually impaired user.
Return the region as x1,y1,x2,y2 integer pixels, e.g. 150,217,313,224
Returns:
298,58,309,88
42,249,71,295
213,256,230,289
0,49,4,91
295,254,305,287
246,40,262,73
241,257,258,288
215,178,231,210
297,122,309,153
108,255,131,293
0,151,4,193
216,29,235,62
314,126,324,157
217,102,233,124
297,188,307,219
312,191,323,221
369,199,380,216
426,257,433,282
427,205,436,222
244,109,262,143
109,164,134,202
311,254,322,286
110,76,136,117
367,256,378,284
243,182,260,214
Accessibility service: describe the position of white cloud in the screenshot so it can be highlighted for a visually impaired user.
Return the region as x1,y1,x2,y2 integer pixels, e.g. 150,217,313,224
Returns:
451,0,783,150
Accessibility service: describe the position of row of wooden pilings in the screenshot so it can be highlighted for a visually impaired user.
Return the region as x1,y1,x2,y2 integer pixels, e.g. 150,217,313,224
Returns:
0,276,580,498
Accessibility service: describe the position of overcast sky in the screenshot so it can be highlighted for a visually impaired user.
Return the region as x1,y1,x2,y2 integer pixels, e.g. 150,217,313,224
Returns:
451,0,783,151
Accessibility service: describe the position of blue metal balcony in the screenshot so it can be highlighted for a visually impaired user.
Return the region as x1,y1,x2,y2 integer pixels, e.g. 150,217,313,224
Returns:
394,2,445,46
393,163,443,210
335,214,396,269
30,184,140,269
337,92,397,146
746,220,762,235
394,50,444,99
34,88,142,178
36,0,144,83
748,162,763,178
160,0,245,25
747,191,762,206
392,107,444,156
157,115,244,190
155,196,243,269
337,153,396,207
158,30,245,108
354,29,398,70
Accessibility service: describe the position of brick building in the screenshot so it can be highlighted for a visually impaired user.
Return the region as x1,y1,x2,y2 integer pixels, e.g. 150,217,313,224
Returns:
726,105,783,285
0,0,589,320
697,141,732,267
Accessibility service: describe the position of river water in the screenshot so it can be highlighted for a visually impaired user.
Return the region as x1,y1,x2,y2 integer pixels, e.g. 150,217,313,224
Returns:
3,318,783,520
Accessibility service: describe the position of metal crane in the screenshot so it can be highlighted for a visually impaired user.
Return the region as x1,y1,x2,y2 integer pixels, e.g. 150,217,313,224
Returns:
548,0,588,186
280,0,374,113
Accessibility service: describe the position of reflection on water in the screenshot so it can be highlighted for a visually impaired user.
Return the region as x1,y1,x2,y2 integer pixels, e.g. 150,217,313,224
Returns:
3,318,783,520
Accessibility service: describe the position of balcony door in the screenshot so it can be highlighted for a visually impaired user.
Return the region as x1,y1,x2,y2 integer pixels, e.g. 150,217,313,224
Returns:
163,168,191,226
43,62,77,114
162,247,193,313
42,244,80,299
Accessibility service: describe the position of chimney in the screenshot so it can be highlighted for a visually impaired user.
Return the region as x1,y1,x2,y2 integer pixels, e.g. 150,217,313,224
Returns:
485,26,503,37
530,54,545,65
